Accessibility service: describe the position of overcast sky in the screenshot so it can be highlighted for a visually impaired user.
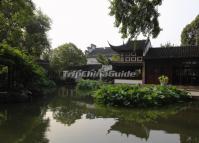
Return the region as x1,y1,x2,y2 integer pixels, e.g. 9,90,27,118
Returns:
33,0,199,51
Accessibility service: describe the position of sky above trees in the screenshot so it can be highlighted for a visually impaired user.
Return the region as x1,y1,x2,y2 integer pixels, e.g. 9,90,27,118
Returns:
33,0,199,50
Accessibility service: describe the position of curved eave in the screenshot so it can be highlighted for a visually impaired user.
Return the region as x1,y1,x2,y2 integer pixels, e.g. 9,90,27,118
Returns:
108,40,147,52
108,41,130,52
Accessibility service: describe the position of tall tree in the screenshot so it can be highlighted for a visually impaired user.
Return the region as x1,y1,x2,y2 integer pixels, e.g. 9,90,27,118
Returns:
24,10,51,58
181,15,199,46
96,54,110,65
50,43,87,72
109,0,162,39
0,0,35,47
0,0,51,59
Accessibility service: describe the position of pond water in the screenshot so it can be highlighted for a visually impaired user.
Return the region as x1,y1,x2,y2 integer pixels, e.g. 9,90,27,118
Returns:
0,87,199,143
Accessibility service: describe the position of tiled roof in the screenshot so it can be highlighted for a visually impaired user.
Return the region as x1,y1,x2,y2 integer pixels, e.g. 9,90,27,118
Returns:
109,40,149,52
145,46,199,59
111,61,143,66
87,47,118,58
67,64,102,70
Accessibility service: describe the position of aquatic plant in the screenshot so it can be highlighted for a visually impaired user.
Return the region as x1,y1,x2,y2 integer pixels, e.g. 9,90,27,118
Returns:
94,84,191,107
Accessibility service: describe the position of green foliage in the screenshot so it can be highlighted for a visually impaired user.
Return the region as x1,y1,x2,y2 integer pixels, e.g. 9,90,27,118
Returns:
0,0,51,59
48,88,184,126
0,0,53,97
0,65,8,74
181,15,199,46
77,79,103,90
109,0,162,39
158,75,169,85
94,104,181,124
0,0,35,47
50,43,87,72
96,54,109,65
24,10,51,58
111,55,120,62
0,43,55,93
160,42,174,48
94,84,191,107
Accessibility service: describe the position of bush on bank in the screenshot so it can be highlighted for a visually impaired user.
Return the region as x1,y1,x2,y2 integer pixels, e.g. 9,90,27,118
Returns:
94,84,191,107
77,79,103,90
0,43,55,96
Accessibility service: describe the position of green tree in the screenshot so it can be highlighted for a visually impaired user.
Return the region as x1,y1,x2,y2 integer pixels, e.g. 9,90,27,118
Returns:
50,43,87,72
160,42,174,48
181,15,199,46
0,43,54,93
24,10,51,58
96,54,109,65
0,0,35,47
0,0,51,58
109,0,162,39
111,55,120,61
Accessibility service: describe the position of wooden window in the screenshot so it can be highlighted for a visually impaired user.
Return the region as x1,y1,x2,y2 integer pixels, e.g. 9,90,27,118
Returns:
131,52,136,56
131,57,136,62
125,57,130,62
137,57,143,62
126,53,130,56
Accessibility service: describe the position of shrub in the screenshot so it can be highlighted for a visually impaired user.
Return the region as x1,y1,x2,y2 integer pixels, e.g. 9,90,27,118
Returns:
94,84,191,107
77,79,103,90
0,43,55,94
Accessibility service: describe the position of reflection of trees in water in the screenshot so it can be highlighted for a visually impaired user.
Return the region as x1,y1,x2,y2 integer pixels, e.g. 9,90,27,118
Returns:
0,110,7,126
0,101,49,143
49,93,85,126
49,88,199,143
52,105,84,126
48,87,95,126
57,86,77,97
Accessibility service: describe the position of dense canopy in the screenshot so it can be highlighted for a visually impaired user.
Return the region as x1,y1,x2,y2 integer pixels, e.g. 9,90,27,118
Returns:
109,0,162,39
181,15,199,46
50,43,87,72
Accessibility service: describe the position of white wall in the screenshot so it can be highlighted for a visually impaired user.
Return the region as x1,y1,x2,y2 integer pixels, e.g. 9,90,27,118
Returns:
114,79,143,84
87,58,100,65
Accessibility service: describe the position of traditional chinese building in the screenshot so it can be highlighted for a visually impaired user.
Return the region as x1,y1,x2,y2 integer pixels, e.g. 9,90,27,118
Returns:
86,44,118,65
109,40,199,85
109,39,151,81
144,46,199,85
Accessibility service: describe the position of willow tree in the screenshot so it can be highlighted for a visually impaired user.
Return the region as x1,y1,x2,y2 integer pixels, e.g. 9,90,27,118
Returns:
109,0,162,39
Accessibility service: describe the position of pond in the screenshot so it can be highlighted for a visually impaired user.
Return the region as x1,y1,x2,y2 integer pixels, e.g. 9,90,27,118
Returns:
0,86,199,143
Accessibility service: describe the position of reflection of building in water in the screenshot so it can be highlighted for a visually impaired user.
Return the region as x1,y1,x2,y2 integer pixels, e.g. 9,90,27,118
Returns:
107,106,199,143
108,121,150,140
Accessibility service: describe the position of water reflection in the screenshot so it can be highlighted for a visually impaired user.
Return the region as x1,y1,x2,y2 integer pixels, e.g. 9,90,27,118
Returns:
0,87,199,143
47,87,199,143
0,100,50,143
